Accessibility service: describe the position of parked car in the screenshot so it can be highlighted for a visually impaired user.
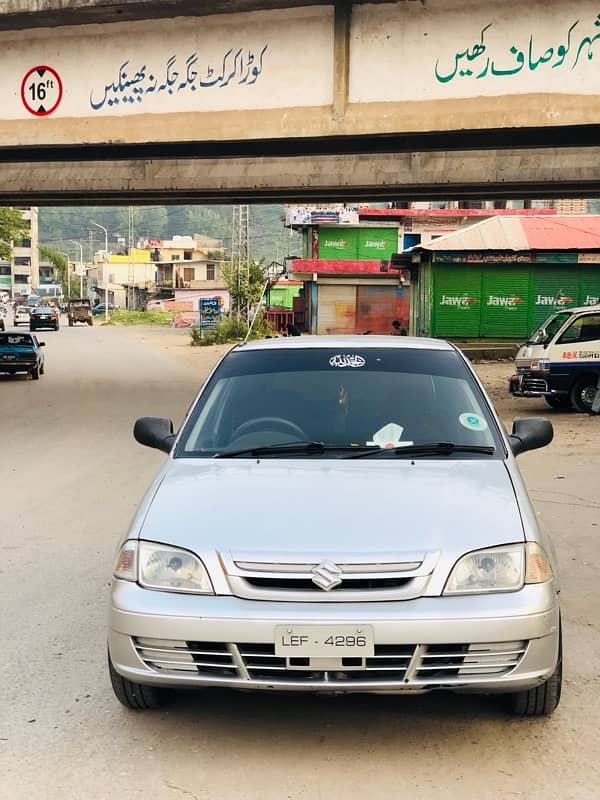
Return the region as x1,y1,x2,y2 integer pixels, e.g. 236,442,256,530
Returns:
92,303,118,316
510,305,600,412
0,332,45,379
14,306,32,326
30,305,60,332
108,336,561,716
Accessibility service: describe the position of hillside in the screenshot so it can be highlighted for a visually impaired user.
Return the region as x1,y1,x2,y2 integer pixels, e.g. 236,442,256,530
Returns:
38,204,301,264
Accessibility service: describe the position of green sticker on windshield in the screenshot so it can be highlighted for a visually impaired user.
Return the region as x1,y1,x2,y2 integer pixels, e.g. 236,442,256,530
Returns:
459,412,488,432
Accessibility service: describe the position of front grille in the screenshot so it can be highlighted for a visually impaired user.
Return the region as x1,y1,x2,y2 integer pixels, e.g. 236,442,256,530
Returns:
522,377,548,393
222,551,438,602
244,577,412,592
239,643,415,683
134,638,527,685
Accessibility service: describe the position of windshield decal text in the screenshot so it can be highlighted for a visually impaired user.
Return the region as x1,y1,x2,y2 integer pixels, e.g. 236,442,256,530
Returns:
329,354,366,368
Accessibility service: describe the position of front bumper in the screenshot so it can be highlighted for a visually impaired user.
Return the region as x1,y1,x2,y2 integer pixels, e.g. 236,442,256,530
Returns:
109,581,560,695
509,371,556,398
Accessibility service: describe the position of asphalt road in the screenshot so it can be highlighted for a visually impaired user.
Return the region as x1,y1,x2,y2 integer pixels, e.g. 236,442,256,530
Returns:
1,324,599,800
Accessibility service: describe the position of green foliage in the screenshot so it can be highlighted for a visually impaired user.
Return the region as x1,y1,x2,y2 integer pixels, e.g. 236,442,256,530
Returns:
38,244,83,297
37,205,301,264
221,258,268,319
190,312,273,346
105,309,175,326
0,208,29,261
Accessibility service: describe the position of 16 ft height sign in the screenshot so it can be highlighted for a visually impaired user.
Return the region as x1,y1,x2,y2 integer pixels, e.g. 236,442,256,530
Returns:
20,65,63,116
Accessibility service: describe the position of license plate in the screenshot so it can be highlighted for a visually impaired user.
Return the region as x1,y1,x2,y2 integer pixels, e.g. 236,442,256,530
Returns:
274,625,374,657
40,316,49,319
3,354,16,360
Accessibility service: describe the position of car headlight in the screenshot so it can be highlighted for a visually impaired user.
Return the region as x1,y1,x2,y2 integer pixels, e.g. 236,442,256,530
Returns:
113,540,214,594
444,543,553,595
444,544,524,594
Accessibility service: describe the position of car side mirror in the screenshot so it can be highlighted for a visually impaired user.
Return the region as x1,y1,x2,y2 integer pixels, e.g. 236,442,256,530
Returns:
134,416,176,454
509,417,553,456
39,342,46,347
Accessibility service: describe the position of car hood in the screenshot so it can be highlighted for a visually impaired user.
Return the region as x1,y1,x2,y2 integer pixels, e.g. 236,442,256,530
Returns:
139,458,524,556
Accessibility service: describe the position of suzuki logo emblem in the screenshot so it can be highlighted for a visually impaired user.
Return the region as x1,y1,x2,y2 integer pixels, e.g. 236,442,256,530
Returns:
311,560,343,591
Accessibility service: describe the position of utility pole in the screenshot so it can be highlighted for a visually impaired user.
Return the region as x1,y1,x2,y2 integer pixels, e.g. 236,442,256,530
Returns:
127,206,135,310
231,205,250,323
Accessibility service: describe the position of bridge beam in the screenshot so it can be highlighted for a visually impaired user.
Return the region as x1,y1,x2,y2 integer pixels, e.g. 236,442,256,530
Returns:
0,146,598,205
0,0,327,29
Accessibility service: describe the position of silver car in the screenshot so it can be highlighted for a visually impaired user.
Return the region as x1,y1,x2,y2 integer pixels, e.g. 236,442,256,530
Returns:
108,336,561,716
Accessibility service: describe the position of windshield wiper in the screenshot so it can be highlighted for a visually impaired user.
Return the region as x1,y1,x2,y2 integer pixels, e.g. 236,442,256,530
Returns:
344,442,496,459
214,442,375,458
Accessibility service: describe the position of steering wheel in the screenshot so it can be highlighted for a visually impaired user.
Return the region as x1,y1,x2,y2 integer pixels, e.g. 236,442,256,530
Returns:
232,416,307,441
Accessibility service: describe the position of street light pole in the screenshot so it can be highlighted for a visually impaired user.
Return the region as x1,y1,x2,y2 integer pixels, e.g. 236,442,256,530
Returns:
58,251,71,301
69,240,84,298
91,222,109,324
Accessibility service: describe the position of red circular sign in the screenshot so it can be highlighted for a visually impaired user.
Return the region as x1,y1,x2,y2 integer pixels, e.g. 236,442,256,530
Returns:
20,65,63,116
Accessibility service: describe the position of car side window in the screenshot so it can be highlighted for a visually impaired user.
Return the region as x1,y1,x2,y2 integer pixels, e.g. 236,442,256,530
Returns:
557,314,600,345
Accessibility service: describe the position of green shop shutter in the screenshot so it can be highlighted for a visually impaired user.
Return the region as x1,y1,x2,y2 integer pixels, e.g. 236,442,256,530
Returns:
480,267,530,338
432,265,482,338
357,228,398,260
530,266,580,332
318,228,359,260
579,266,600,307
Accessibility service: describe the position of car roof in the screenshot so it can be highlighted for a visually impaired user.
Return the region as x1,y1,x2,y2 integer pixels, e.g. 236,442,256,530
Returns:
234,335,454,352
557,304,600,315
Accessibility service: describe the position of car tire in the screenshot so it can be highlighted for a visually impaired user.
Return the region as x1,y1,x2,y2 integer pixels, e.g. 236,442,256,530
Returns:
68,318,74,327
544,395,572,410
508,624,562,716
570,376,599,413
108,652,168,710
40,363,45,375
88,319,93,326
31,366,39,380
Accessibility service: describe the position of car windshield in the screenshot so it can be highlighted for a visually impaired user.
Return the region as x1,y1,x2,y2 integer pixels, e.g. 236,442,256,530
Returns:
0,333,34,346
527,311,572,345
176,347,501,458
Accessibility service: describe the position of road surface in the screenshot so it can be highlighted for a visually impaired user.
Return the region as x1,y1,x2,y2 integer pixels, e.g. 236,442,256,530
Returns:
1,325,599,800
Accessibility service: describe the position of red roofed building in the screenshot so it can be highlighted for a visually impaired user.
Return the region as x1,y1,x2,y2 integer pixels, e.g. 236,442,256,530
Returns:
412,216,600,339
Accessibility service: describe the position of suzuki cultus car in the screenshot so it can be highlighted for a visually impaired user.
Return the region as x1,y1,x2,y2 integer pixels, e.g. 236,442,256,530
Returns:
109,336,561,716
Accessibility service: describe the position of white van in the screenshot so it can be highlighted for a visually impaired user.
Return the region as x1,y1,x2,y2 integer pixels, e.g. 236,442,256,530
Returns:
510,305,600,412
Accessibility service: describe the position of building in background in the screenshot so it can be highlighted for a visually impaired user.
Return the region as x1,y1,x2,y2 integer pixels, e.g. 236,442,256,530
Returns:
411,215,600,339
2,208,39,298
285,205,557,335
87,234,229,309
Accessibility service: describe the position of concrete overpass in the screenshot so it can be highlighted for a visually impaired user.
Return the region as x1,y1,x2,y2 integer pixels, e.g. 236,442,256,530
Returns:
1,0,600,203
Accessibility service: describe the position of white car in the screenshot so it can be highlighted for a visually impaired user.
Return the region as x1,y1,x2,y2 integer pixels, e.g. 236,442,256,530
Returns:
14,306,31,326
108,336,561,716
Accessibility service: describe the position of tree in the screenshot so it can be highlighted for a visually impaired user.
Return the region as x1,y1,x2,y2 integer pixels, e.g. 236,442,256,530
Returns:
0,208,29,261
38,244,81,297
221,258,267,321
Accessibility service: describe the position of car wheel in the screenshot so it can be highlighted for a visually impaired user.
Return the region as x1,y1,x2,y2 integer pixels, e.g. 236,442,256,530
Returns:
54,323,59,331
570,376,599,413
108,652,168,710
88,319,93,326
31,366,39,380
68,318,74,327
544,395,572,410
40,363,45,375
508,624,562,716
